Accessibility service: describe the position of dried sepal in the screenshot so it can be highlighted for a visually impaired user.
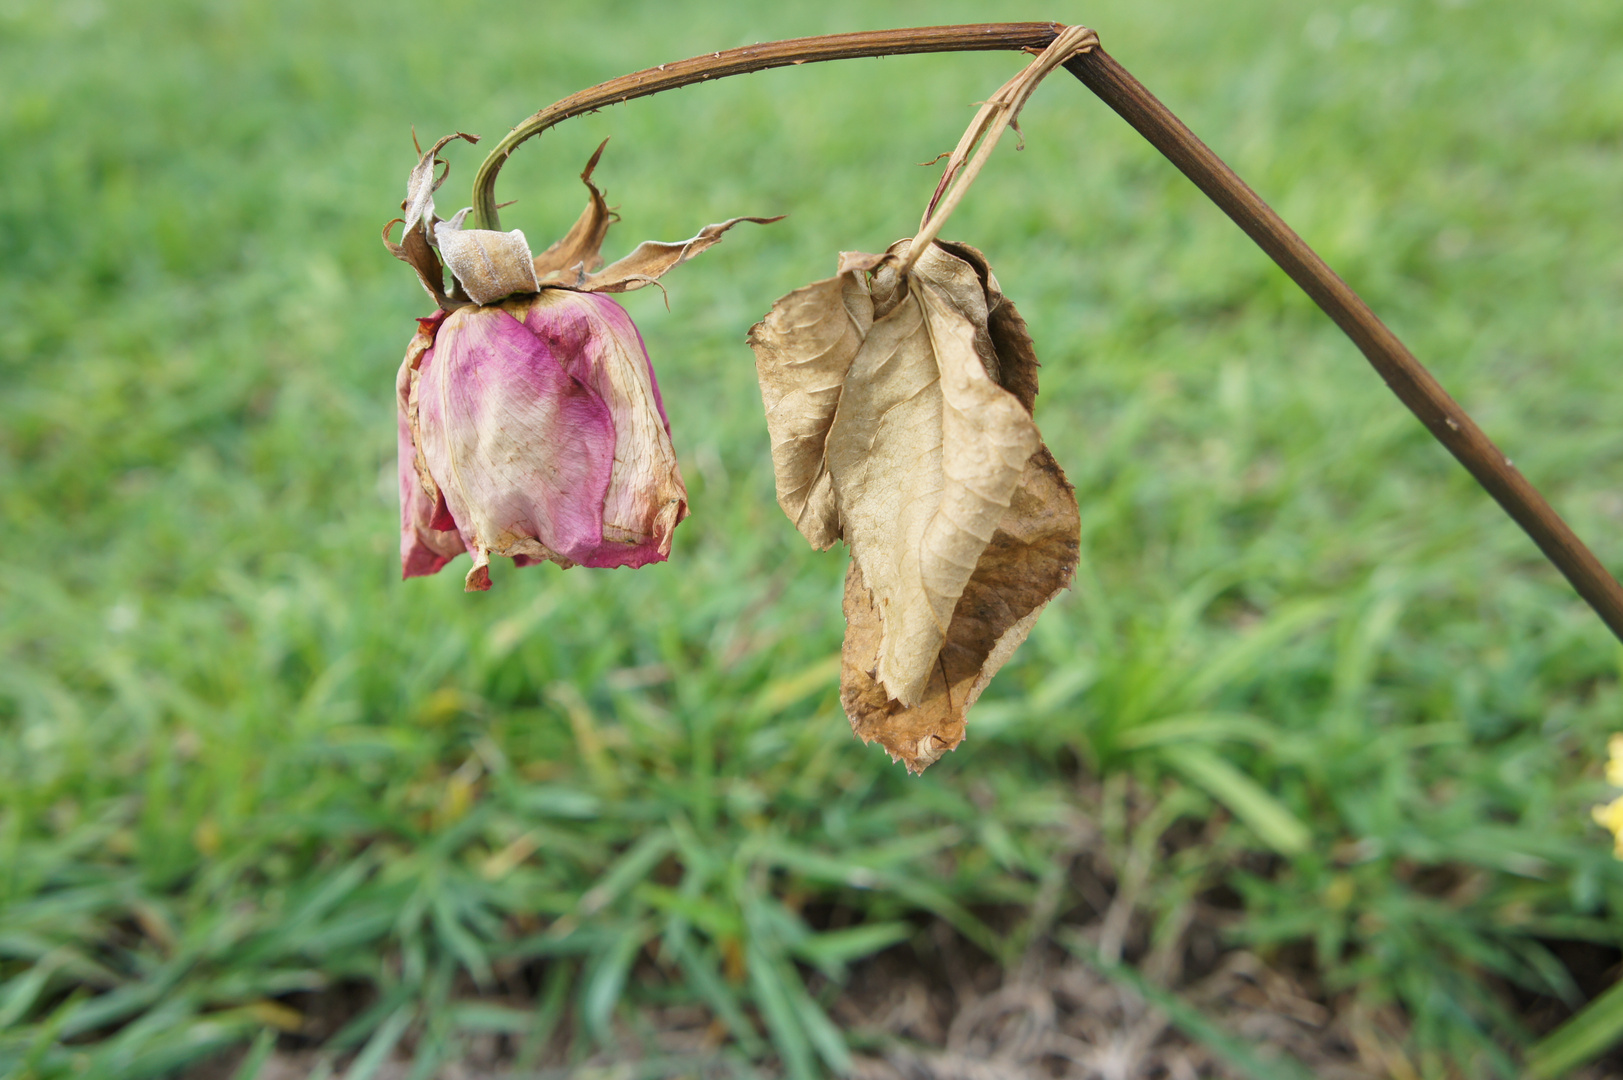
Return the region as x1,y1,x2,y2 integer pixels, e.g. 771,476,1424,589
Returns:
581,215,786,294
383,217,450,307
435,210,542,305
404,131,479,232
383,132,479,309
390,137,778,309
532,139,617,284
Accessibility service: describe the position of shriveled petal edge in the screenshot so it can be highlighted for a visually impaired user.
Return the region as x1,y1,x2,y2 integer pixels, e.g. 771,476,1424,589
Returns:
396,311,466,580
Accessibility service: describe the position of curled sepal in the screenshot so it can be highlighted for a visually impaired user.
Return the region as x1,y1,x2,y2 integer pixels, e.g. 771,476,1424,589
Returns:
436,211,542,305
532,139,618,285
388,139,778,307
383,217,450,307
384,131,479,308
404,131,478,233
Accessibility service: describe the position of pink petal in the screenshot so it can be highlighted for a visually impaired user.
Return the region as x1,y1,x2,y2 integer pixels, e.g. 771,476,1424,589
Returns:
397,313,465,579
415,302,618,586
515,291,689,568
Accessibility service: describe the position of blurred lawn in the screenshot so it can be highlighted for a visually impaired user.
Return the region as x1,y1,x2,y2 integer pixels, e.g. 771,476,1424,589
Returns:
3,0,1623,1076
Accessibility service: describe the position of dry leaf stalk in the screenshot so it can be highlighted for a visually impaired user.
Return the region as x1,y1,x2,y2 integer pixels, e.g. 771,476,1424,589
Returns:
906,25,1098,273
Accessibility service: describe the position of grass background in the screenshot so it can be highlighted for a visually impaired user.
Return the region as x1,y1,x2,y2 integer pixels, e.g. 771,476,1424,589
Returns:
3,0,1622,1076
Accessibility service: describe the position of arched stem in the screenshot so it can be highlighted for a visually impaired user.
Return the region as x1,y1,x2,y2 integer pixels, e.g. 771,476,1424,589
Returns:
468,24,1623,643
470,23,1067,230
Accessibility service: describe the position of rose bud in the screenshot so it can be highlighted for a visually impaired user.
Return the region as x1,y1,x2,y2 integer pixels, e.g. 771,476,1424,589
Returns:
384,137,778,590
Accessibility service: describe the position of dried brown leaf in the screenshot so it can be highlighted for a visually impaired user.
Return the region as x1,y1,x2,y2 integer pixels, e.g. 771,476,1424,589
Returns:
827,242,1041,707
842,445,1079,772
749,238,1080,772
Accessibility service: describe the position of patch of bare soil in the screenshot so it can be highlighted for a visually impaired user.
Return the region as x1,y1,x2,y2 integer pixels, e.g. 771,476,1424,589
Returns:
209,925,1621,1080
835,934,1383,1079
187,932,1398,1079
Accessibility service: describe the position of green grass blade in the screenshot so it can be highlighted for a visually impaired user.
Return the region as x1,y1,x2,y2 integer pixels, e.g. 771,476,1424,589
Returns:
791,922,912,979
1527,978,1623,1079
1177,601,1336,708
1161,745,1310,856
582,922,651,1044
430,891,494,988
342,1004,413,1080
1116,712,1279,752
513,959,574,1072
746,943,815,1080
0,956,56,1029
578,830,676,919
777,955,852,1077
16,989,86,1080
669,937,765,1057
230,1029,277,1080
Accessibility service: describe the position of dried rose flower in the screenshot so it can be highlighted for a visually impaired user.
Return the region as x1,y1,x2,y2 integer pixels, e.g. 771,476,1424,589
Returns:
384,136,777,590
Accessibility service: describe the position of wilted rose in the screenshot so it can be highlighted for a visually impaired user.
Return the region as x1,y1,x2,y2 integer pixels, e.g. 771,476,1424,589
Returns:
399,288,686,590
385,136,777,590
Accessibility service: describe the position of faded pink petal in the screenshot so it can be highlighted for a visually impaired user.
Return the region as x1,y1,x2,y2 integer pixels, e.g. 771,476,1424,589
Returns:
415,302,614,589
515,291,688,569
397,312,465,578
412,290,686,589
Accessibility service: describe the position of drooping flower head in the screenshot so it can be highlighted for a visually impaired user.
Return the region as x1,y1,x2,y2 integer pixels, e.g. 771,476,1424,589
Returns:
384,136,777,590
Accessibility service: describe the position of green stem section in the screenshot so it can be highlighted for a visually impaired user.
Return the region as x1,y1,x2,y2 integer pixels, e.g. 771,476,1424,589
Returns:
470,24,1623,645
